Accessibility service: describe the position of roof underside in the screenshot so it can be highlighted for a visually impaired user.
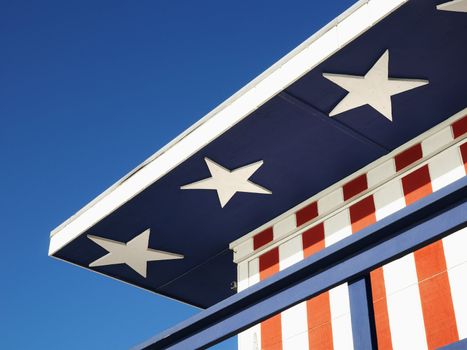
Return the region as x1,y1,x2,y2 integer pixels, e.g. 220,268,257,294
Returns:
51,0,467,308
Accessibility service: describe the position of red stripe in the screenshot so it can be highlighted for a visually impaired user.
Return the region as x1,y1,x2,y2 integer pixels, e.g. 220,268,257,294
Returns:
414,240,459,349
259,248,282,349
452,115,467,139
261,314,282,349
343,174,368,201
395,144,423,171
401,165,432,206
254,227,273,250
370,268,393,350
349,195,376,234
460,142,467,174
307,291,334,350
302,224,333,349
302,223,325,258
259,248,280,280
296,201,318,227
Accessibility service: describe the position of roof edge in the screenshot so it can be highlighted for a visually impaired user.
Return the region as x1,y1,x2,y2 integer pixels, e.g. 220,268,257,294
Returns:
49,0,409,256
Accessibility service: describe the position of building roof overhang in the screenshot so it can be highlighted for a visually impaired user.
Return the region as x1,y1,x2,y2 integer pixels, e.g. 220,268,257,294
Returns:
49,0,467,308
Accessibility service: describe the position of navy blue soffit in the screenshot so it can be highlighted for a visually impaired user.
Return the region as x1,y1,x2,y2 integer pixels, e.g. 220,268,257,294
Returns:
135,177,467,349
54,0,467,308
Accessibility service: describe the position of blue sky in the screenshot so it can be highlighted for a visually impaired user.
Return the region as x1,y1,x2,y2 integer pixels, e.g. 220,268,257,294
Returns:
0,1,355,348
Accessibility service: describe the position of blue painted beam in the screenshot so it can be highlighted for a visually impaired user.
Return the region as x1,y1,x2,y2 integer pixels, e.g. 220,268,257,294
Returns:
135,177,467,350
349,276,376,350
439,338,467,350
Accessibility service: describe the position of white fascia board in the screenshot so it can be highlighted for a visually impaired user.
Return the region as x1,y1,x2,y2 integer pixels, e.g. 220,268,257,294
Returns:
49,0,408,256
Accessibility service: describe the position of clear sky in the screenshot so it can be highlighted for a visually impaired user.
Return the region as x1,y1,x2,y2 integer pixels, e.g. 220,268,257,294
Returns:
0,1,355,348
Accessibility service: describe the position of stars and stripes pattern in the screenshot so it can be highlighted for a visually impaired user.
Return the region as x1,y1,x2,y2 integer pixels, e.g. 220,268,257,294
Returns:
232,113,467,263
235,112,466,350
183,48,430,209
238,251,353,350
60,0,467,309
87,111,466,281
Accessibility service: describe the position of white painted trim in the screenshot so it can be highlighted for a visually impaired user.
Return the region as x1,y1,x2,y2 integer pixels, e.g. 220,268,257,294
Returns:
373,179,405,221
49,0,409,256
230,108,467,252
428,146,465,192
329,283,354,350
237,261,249,293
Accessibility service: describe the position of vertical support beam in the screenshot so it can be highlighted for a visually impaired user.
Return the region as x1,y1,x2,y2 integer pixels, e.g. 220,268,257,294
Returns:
348,276,376,350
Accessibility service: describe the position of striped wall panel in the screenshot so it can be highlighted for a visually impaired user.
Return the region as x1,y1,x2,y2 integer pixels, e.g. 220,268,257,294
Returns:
238,238,353,350
371,227,467,350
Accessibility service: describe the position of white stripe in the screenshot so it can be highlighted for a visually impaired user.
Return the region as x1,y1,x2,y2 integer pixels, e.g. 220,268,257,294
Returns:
238,258,261,350
367,158,396,188
443,227,467,339
279,236,304,270
428,146,464,192
280,302,309,350
329,283,351,319
421,126,453,157
324,209,352,247
238,328,259,350
331,314,354,350
318,188,344,215
279,237,309,350
329,284,354,350
248,258,260,286
383,254,428,350
237,261,249,293
274,215,297,241
374,180,406,221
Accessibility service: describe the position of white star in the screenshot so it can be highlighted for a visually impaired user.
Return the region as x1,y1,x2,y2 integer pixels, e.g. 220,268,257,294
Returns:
88,229,183,278
180,158,271,208
323,50,429,121
437,0,467,12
